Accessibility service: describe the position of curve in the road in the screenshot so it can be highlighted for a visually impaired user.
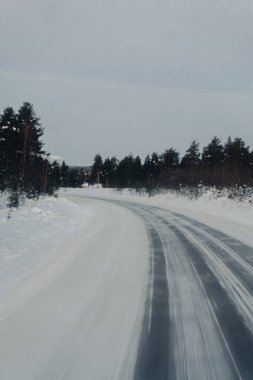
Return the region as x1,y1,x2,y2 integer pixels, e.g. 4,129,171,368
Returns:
111,200,253,380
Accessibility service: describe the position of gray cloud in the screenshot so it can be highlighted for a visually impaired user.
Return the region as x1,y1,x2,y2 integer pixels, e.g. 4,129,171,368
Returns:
0,0,253,164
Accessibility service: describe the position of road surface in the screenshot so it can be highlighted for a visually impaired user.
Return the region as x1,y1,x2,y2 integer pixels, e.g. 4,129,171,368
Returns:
1,195,253,380
106,199,253,380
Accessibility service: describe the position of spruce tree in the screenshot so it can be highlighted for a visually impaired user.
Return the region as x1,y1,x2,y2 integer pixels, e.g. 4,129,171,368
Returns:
90,154,103,185
0,107,20,190
180,140,200,169
161,148,180,168
202,137,224,169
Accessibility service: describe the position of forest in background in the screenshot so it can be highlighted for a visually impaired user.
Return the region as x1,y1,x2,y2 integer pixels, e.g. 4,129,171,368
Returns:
90,137,253,198
0,103,84,206
1,102,253,205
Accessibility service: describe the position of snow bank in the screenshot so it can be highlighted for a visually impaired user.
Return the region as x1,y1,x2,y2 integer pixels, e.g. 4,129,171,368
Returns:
64,187,253,246
0,195,92,317
0,193,148,380
63,187,253,227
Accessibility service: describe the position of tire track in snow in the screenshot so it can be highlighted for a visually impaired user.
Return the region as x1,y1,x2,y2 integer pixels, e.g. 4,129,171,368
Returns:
178,221,253,292
167,222,253,380
152,210,253,331
138,205,253,380
132,207,239,380
88,198,253,379
173,212,253,267
132,212,170,380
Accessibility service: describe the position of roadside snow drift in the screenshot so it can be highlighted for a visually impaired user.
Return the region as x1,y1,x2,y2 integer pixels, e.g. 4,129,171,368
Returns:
74,187,253,247
0,195,149,380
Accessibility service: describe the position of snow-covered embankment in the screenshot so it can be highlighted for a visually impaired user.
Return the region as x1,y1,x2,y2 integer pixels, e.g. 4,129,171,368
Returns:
0,195,148,380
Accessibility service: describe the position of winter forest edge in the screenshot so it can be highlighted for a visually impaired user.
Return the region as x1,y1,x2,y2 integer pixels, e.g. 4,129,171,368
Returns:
1,103,253,208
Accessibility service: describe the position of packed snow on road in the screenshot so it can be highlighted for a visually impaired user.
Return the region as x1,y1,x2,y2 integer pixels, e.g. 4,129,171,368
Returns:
0,188,253,379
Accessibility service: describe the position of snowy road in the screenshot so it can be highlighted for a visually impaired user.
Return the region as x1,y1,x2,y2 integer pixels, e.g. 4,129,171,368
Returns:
1,194,253,379
118,201,253,380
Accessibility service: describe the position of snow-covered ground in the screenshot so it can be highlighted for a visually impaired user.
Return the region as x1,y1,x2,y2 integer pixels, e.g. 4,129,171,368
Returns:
0,192,148,379
0,196,92,318
73,187,253,247
1,187,253,379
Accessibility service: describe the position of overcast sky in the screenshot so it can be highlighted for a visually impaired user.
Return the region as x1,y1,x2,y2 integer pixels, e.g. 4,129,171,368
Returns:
1,0,253,165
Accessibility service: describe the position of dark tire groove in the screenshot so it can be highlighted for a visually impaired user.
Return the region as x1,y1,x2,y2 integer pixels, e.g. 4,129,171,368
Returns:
91,198,253,380
133,222,171,380
159,215,253,380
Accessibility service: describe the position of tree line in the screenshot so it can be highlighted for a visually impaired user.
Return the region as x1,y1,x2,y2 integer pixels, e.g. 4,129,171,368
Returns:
90,137,253,190
1,102,252,200
0,103,83,204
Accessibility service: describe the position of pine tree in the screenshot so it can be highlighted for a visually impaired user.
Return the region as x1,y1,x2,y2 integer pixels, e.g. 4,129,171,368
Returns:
17,103,43,178
0,102,59,198
102,157,118,187
143,155,152,186
0,107,20,190
150,152,161,178
224,137,250,167
116,154,135,187
161,148,180,168
202,136,224,168
133,156,143,186
180,140,200,169
60,161,69,187
90,154,103,185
